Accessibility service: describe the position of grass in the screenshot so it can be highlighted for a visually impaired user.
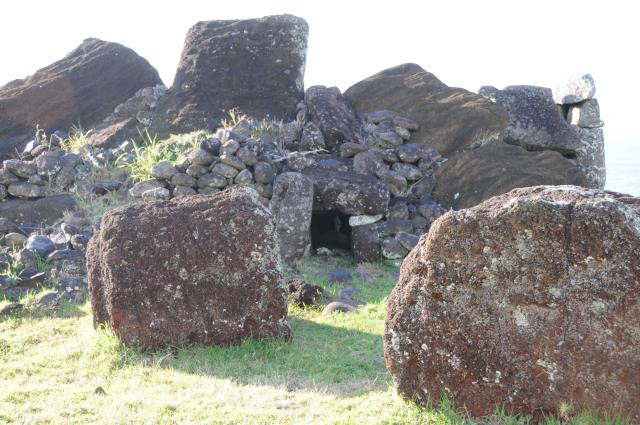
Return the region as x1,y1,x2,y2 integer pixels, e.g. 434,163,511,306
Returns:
114,129,204,183
0,257,630,424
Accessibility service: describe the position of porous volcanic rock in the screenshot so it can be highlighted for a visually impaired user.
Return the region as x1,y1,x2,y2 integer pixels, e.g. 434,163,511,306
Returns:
87,186,291,350
149,15,308,135
304,85,363,151
269,172,314,263
0,194,76,227
433,140,588,209
303,168,390,216
0,38,161,159
384,186,640,421
479,85,581,154
344,63,508,157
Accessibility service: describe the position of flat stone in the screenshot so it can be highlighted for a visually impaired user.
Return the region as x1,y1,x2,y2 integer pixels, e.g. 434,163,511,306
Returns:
26,235,55,258
7,182,47,198
3,159,37,178
303,168,390,216
211,162,238,178
129,179,165,198
198,173,227,188
141,187,170,201
150,161,177,180
554,73,596,104
322,301,356,315
349,214,384,227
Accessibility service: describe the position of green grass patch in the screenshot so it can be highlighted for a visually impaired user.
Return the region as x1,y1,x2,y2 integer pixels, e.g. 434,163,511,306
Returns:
0,259,629,424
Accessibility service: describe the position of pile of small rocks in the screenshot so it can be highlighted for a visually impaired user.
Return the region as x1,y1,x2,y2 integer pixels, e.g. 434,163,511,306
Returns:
0,214,92,306
0,131,126,201
129,128,282,201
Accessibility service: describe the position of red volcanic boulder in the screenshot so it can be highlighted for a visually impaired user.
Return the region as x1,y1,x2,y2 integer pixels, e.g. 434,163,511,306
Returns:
384,186,640,421
87,186,290,350
0,38,161,159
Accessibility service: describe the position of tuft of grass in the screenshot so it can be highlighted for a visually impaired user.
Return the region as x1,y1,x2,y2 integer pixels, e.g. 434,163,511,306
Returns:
0,258,631,424
72,190,132,224
115,129,203,183
60,126,93,153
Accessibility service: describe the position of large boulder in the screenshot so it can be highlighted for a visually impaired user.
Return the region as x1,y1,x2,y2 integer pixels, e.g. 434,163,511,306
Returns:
433,140,589,209
479,85,582,154
304,86,362,151
0,194,75,228
87,186,291,350
269,172,314,263
384,186,640,421
0,38,162,159
150,15,308,135
344,63,508,157
302,168,390,216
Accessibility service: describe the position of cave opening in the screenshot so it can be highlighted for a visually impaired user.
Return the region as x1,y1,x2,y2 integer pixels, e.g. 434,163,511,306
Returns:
310,212,352,251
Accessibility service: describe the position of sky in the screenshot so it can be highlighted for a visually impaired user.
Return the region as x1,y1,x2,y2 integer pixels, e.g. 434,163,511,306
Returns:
1,1,638,161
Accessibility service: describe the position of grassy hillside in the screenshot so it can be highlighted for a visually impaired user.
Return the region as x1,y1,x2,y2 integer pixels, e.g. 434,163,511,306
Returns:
0,257,628,424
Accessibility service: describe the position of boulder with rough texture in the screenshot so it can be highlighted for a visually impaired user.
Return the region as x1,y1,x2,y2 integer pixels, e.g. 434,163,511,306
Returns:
344,63,508,157
0,193,75,227
480,85,581,155
384,186,640,421
269,172,314,263
554,74,596,104
87,186,291,350
150,15,308,135
304,86,362,151
433,140,589,209
351,223,381,263
0,38,161,159
303,168,390,215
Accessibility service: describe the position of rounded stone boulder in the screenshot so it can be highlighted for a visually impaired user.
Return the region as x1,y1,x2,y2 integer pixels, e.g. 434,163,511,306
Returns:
384,186,640,421
87,186,291,350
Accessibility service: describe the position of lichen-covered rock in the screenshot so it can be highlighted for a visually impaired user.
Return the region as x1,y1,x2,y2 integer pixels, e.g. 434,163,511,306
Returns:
574,126,606,189
269,172,314,263
303,168,390,215
149,15,308,135
480,85,581,155
554,74,596,104
384,185,640,421
87,186,291,350
304,85,362,151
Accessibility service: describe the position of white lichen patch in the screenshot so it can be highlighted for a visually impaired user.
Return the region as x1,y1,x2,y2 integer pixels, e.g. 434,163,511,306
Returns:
513,308,529,328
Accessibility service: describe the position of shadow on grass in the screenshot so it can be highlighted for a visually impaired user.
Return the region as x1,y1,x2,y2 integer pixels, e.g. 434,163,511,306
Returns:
122,316,389,398
0,293,87,324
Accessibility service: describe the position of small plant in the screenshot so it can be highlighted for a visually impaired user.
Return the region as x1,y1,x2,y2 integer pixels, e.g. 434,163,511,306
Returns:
60,125,93,153
220,107,248,130
114,129,202,183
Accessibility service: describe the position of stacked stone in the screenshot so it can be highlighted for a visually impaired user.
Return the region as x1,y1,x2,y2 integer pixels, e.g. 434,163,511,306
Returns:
129,129,281,201
554,74,605,188
0,214,92,303
286,108,447,262
0,131,124,200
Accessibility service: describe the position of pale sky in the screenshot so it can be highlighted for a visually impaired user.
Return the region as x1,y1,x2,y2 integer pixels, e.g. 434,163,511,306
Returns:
1,0,638,149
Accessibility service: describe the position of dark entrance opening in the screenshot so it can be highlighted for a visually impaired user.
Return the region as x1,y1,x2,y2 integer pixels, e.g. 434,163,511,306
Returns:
310,212,352,251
